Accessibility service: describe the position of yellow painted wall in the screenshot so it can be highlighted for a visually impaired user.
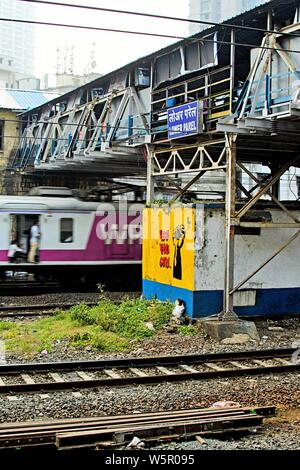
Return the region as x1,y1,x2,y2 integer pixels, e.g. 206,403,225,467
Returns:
143,206,196,290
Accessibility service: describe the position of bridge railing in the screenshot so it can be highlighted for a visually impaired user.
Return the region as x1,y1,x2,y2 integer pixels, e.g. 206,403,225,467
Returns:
151,65,232,140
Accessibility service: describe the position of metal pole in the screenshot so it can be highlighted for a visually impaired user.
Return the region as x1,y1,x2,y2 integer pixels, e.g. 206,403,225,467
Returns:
220,134,238,320
146,144,154,206
266,10,273,115
238,36,268,119
267,10,272,31
229,29,235,114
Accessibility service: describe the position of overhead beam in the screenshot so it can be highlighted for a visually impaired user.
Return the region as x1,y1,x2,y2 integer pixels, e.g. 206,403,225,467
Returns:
244,117,300,134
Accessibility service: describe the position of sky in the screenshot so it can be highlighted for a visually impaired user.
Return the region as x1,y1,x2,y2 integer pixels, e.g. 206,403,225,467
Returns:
33,0,189,80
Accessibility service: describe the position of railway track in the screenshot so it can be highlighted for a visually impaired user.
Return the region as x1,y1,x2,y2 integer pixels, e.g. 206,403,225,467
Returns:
0,405,275,450
0,302,97,317
0,281,62,293
0,348,299,395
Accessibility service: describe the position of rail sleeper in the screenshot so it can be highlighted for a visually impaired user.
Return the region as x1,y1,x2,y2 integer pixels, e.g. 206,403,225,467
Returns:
49,373,65,383
103,369,121,379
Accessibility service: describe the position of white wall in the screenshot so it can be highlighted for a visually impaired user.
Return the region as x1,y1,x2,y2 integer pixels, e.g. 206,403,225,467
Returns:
198,206,300,291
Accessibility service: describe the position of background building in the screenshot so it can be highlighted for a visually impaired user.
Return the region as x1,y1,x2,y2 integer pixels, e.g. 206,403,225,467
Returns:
43,72,102,95
189,0,267,35
0,88,58,193
0,0,36,88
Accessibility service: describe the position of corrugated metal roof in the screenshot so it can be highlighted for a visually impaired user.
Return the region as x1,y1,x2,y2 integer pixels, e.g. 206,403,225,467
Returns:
19,0,300,116
0,89,59,111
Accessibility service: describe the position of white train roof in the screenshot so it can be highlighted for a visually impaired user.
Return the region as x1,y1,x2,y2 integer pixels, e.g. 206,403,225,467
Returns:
0,196,137,212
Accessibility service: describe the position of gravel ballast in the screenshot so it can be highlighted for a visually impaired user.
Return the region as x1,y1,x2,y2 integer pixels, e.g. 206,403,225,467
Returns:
0,292,299,450
0,373,299,449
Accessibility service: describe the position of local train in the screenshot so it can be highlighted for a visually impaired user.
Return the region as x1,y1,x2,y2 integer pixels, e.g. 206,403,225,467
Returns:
0,194,142,285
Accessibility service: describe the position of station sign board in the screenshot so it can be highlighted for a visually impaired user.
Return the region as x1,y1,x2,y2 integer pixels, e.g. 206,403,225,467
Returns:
167,101,201,140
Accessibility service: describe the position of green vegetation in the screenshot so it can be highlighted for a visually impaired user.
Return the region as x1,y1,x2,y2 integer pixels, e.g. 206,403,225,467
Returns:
177,324,198,336
0,298,173,356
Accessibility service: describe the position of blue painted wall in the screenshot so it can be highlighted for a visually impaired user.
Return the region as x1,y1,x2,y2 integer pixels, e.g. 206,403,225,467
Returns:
143,279,300,318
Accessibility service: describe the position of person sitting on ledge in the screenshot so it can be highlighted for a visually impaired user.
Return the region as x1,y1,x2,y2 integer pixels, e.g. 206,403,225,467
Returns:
8,240,26,263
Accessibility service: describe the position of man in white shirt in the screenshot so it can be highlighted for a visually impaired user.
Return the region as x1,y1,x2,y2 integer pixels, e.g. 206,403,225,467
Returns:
27,221,40,263
8,240,25,263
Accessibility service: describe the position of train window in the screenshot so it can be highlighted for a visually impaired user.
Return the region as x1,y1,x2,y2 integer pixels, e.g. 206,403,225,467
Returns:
60,218,73,243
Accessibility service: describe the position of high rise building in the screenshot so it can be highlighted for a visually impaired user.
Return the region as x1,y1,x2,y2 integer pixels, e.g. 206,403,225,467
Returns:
0,0,36,88
189,0,267,35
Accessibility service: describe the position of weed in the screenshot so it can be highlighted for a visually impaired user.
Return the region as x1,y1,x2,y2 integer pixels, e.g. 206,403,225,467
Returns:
88,331,129,352
0,322,15,331
70,304,95,325
177,325,198,336
0,298,172,356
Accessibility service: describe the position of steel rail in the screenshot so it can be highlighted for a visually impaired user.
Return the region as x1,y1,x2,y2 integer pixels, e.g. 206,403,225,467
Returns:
0,347,298,372
57,415,263,449
0,410,265,440
0,347,296,372
0,406,275,449
0,416,263,449
0,364,299,394
0,406,275,432
0,349,298,394
0,282,59,288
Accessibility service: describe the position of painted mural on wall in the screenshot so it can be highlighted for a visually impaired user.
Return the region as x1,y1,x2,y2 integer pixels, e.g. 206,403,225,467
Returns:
173,225,185,280
143,207,195,289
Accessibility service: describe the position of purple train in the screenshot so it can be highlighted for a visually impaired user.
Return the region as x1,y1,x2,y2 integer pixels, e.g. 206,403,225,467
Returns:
0,194,142,284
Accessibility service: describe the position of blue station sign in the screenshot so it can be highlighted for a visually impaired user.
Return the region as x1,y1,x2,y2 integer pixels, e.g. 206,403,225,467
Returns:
167,101,200,140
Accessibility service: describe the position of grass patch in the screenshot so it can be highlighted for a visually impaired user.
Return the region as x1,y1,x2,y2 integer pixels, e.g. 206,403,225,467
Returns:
70,298,171,340
177,325,198,336
0,298,172,356
0,322,15,332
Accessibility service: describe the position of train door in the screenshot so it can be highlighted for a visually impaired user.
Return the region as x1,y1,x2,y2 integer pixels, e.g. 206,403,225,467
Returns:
9,214,40,258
